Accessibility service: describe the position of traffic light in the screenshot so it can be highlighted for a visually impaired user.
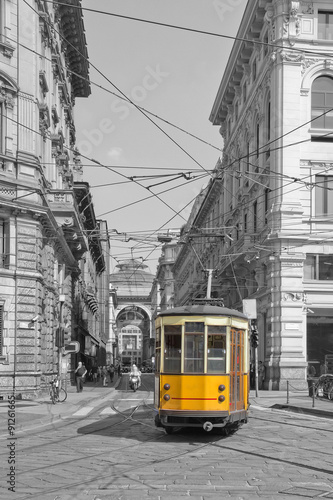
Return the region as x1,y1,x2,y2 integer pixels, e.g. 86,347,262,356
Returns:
251,326,259,348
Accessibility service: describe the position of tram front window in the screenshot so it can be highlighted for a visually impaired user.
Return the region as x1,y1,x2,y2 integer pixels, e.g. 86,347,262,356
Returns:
185,322,205,372
207,327,226,373
164,325,181,373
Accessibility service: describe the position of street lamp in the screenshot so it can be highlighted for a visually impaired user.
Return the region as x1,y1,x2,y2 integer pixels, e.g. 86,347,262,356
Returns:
58,294,66,385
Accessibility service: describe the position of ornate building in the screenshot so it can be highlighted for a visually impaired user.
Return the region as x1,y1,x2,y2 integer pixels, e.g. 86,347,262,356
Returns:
173,0,333,389
0,1,109,397
110,259,155,368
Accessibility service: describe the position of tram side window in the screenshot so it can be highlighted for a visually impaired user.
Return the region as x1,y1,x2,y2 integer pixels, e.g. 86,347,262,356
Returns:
207,326,227,373
155,327,161,372
184,322,204,373
164,325,181,373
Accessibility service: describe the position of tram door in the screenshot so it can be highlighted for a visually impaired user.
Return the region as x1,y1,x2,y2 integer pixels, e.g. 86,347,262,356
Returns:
230,328,244,411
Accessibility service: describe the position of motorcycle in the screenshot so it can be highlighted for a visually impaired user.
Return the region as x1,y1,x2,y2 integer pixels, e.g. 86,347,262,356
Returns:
129,374,139,392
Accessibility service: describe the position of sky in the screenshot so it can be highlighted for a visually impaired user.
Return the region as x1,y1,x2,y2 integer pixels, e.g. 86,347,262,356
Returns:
75,0,248,274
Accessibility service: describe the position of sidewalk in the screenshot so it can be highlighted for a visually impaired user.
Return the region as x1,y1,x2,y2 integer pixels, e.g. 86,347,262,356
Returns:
0,375,123,436
249,388,333,419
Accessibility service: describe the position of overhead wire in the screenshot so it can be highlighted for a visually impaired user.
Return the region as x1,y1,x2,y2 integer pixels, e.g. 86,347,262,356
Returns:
16,0,333,278
47,1,333,60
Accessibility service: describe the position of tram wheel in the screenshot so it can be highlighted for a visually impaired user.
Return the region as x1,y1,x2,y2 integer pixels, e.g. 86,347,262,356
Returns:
164,426,173,435
220,424,239,437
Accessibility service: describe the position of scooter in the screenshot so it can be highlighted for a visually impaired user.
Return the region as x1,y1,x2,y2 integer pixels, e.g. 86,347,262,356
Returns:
129,375,139,392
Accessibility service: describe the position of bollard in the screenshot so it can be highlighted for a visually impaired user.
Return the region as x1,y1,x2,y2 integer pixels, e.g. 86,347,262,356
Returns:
287,380,289,404
312,381,315,408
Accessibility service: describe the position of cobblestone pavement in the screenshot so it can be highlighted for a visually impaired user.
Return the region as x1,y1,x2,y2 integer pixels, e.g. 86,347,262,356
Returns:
1,375,333,500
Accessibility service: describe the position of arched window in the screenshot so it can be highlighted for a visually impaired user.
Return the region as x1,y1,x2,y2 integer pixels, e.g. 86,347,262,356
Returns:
311,76,333,129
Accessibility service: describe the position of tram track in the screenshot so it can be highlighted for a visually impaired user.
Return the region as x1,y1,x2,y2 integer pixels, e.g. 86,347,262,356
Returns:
13,432,219,500
0,382,156,457
5,375,333,499
11,417,333,500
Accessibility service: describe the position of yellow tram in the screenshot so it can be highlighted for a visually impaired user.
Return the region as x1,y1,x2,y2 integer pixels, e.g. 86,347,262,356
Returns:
154,304,250,434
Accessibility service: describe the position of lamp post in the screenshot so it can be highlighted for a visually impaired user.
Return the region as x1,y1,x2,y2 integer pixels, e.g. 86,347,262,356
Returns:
58,294,66,386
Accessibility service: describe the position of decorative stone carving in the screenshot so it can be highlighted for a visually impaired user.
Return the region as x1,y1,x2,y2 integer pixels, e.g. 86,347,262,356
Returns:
283,1,301,44
280,51,303,63
39,103,50,142
301,2,314,14
282,292,302,301
301,58,320,75
264,5,275,42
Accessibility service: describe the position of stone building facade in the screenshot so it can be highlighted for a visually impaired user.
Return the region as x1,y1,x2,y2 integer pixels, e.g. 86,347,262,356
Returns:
110,259,155,369
174,0,333,389
0,1,109,396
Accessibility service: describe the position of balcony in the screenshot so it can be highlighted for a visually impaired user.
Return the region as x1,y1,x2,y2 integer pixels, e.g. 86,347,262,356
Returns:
47,189,87,259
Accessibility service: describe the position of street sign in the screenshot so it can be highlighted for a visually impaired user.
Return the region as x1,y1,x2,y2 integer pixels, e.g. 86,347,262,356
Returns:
243,299,257,319
63,341,80,354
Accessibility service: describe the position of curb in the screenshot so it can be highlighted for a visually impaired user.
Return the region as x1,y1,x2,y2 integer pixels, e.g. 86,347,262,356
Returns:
270,403,333,419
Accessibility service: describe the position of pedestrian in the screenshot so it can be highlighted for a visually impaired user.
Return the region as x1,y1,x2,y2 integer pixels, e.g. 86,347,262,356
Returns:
97,365,102,381
92,365,98,383
75,361,87,393
250,362,255,389
258,361,265,390
118,364,121,377
109,364,115,383
307,364,316,378
102,366,108,386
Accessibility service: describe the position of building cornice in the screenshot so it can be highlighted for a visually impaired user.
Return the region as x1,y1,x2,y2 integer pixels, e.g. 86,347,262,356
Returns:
57,0,91,98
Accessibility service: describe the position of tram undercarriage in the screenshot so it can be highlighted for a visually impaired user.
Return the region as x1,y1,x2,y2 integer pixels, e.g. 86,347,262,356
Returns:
155,409,248,433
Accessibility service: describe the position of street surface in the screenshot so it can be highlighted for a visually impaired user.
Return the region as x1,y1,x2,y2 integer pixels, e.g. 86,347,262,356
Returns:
1,374,333,500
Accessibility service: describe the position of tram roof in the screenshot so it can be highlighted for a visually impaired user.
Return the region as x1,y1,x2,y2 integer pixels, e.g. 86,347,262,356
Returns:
158,305,248,319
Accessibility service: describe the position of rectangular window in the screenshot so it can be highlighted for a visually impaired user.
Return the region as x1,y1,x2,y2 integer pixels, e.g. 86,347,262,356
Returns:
315,176,333,216
207,326,226,373
318,11,333,40
304,255,333,280
265,188,269,223
184,322,204,373
184,334,204,373
253,201,257,233
155,327,161,372
0,304,3,356
164,325,181,373
0,219,9,268
256,123,260,159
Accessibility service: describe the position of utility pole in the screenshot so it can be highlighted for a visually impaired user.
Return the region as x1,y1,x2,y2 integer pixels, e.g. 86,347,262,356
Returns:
58,294,65,388
251,320,259,397
243,299,258,397
206,269,213,299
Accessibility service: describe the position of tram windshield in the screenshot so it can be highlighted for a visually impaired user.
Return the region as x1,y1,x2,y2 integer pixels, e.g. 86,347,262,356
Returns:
184,322,205,373
207,326,226,373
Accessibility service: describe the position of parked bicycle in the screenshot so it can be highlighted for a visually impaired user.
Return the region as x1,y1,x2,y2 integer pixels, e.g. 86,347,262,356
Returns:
49,378,67,404
314,374,333,400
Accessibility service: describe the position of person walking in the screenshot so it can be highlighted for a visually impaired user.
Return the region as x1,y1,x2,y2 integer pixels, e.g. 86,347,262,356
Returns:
109,364,115,383
75,361,87,393
91,365,98,384
102,366,108,386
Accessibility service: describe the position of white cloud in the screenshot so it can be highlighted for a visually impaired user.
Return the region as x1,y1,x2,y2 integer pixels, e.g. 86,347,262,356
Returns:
107,147,124,162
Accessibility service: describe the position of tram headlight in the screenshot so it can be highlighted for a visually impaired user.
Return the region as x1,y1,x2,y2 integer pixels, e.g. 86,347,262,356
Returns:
164,394,170,401
164,383,170,390
218,395,225,402
218,384,225,392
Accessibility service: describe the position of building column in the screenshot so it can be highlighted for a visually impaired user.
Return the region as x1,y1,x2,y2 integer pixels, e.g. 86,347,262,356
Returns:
266,251,307,390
